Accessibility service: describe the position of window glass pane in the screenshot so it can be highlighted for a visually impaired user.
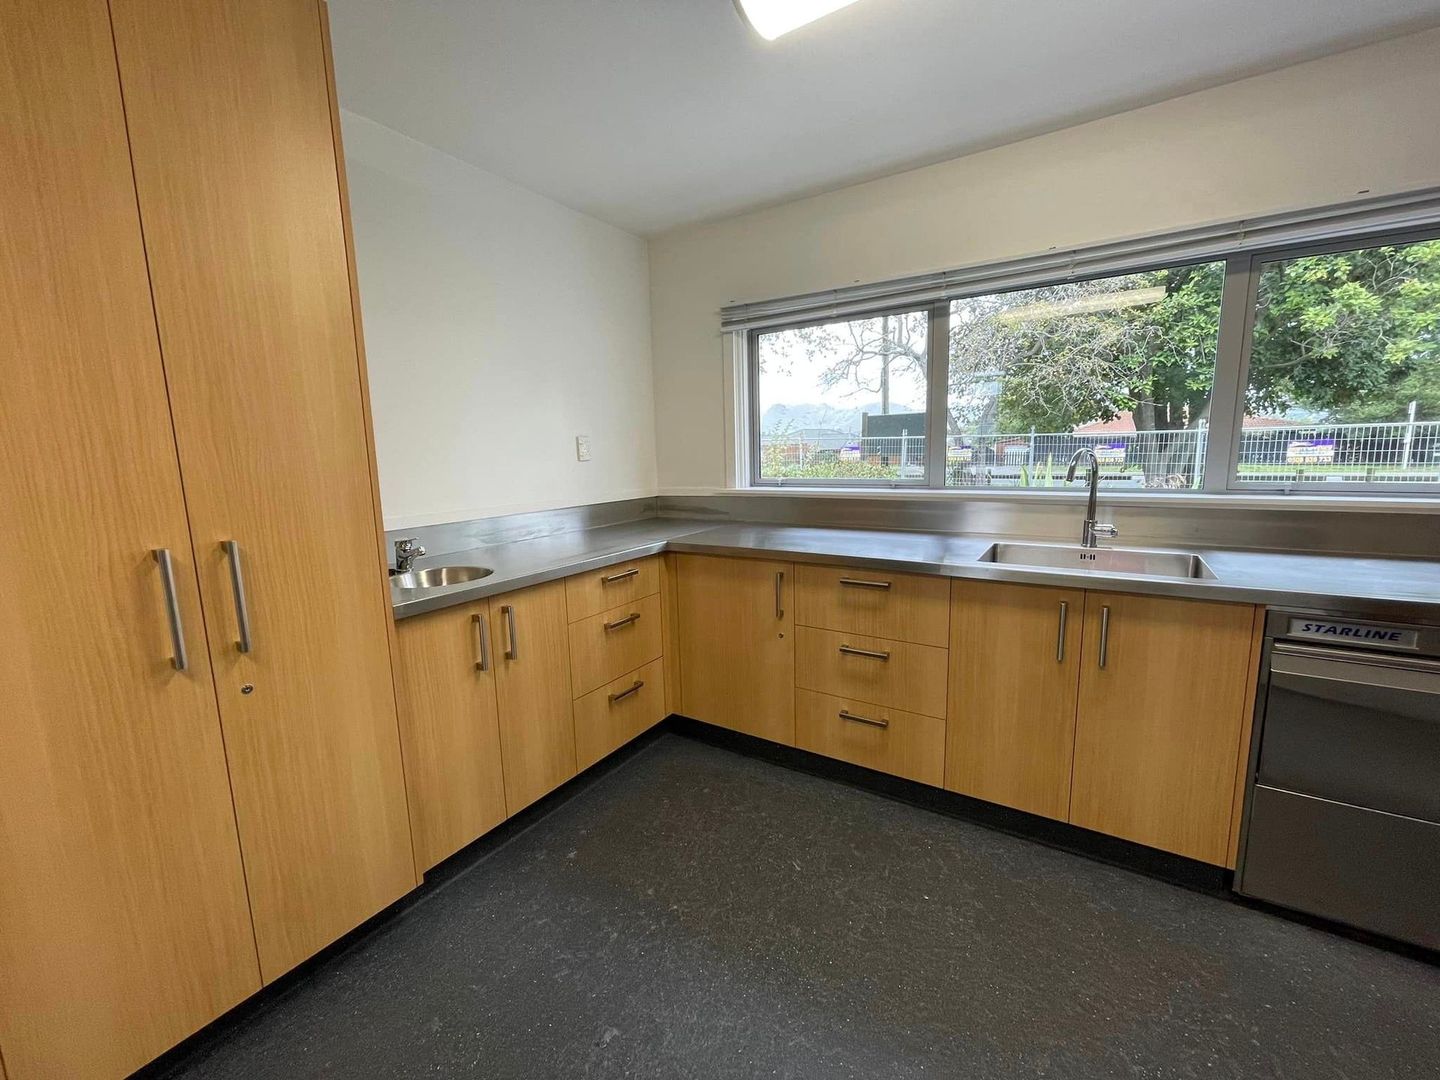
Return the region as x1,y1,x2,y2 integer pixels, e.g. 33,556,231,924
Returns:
756,311,928,482
944,262,1224,490
1236,237,1440,487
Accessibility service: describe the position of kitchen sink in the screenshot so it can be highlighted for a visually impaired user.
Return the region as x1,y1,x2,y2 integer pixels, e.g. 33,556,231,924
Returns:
391,565,493,590
977,543,1217,580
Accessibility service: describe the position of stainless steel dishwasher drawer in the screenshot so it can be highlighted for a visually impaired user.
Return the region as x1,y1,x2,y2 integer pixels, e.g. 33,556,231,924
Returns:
1257,644,1440,822
1238,786,1440,950
1237,641,1440,949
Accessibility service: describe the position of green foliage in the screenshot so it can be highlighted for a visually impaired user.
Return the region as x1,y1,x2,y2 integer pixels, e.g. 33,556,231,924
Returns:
759,442,905,480
949,238,1440,436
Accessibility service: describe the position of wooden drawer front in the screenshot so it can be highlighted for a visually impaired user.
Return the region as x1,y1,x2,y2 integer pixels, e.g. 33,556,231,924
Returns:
795,564,949,647
796,690,945,786
566,556,660,622
569,593,663,697
575,659,667,771
796,627,947,717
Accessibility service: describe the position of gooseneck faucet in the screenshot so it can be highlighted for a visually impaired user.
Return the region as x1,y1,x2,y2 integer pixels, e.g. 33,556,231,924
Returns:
1065,448,1119,549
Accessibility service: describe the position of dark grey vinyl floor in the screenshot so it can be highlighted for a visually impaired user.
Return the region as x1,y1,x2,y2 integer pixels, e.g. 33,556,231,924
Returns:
157,735,1440,1079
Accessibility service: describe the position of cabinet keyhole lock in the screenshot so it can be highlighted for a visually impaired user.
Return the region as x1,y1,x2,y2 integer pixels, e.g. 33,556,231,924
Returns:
241,683,255,695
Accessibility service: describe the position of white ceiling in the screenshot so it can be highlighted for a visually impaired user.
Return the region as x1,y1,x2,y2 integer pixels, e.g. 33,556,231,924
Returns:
328,0,1440,235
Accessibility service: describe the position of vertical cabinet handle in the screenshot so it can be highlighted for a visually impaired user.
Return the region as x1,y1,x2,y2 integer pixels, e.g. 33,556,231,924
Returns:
502,604,518,660
1098,605,1111,669
153,548,188,672
222,540,252,654
1056,600,1068,663
775,570,785,621
472,613,490,672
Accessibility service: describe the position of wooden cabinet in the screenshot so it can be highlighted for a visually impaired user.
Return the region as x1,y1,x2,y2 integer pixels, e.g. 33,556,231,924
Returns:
492,581,578,814
1069,593,1259,865
796,627,948,718
108,0,416,982
946,581,1085,820
795,690,945,786
795,564,950,647
575,658,669,772
0,4,262,1078
394,603,507,873
565,556,661,621
677,555,796,744
568,594,664,697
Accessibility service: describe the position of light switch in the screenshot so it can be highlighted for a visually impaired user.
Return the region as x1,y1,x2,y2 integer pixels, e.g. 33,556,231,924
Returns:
575,435,592,462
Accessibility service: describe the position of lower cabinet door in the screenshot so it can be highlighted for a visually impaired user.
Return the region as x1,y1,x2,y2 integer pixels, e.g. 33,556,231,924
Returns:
395,602,508,873
574,658,667,771
946,580,1084,820
795,690,945,786
677,555,796,745
492,581,578,814
1070,592,1257,865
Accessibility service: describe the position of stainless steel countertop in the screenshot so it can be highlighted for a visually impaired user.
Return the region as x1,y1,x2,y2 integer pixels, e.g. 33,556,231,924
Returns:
391,517,1440,622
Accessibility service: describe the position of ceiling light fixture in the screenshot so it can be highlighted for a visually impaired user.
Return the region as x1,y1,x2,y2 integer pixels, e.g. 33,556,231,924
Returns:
733,0,863,40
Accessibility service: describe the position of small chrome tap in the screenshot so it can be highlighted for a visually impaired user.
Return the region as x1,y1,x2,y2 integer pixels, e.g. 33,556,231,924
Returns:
393,537,426,574
1065,448,1119,549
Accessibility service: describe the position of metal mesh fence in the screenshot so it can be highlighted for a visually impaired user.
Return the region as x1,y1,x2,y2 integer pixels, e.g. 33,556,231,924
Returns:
760,420,1440,487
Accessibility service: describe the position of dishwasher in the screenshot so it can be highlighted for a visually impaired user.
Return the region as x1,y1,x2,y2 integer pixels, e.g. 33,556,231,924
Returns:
1235,609,1440,951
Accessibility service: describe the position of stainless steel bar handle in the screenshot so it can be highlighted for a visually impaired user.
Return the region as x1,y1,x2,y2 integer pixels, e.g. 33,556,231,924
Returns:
604,612,641,631
472,613,490,672
602,567,640,584
222,540,252,654
1056,601,1069,663
502,604,518,660
839,708,889,729
153,548,188,672
608,680,645,705
839,578,892,590
775,570,785,620
1098,605,1111,669
838,644,891,661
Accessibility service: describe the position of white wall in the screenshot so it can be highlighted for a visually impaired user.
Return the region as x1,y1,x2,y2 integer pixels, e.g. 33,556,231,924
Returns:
649,29,1440,494
342,111,656,529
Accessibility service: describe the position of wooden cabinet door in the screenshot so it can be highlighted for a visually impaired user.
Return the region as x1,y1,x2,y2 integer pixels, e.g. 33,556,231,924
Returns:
1070,592,1257,865
676,555,796,745
395,604,508,873
109,0,415,980
0,3,260,1075
491,581,578,814
946,581,1085,820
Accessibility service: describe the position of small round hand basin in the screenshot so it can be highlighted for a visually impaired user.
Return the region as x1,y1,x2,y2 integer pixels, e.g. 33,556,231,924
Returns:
392,565,493,590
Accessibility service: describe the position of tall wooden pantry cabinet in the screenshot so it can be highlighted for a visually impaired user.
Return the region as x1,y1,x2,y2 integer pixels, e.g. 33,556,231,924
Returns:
0,3,412,1077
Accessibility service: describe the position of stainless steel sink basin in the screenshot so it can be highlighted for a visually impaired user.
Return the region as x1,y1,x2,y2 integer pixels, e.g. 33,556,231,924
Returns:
977,543,1217,580
391,565,493,590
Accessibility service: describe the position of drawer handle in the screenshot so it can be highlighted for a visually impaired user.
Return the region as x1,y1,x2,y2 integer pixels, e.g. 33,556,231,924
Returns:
472,613,490,672
839,708,889,729
838,644,890,661
604,612,641,631
839,577,892,590
609,680,644,704
602,567,640,584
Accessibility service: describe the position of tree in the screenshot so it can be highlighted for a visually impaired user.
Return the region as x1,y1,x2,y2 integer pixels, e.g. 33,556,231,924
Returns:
789,310,928,414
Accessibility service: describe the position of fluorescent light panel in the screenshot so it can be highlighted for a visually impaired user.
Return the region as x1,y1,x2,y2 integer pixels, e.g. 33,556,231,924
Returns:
734,0,863,40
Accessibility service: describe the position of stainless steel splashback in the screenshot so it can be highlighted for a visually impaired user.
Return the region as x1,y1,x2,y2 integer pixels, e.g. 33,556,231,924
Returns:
656,493,1440,559
385,498,657,560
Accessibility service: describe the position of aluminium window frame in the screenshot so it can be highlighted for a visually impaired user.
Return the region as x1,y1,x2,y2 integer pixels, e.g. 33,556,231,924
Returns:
744,224,1440,497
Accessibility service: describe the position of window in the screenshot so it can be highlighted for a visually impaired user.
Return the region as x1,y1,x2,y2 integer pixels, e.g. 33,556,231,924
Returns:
741,216,1440,497
945,263,1224,491
755,310,929,484
1234,236,1440,489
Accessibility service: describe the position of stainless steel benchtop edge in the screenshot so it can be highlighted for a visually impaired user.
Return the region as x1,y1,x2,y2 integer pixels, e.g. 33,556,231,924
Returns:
391,518,1440,622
